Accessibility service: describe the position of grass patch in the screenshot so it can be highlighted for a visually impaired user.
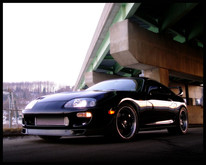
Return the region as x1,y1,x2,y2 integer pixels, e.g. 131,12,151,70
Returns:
3,127,22,134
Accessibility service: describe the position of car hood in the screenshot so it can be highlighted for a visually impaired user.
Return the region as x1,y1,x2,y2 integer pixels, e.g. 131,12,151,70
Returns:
23,90,116,113
37,90,109,102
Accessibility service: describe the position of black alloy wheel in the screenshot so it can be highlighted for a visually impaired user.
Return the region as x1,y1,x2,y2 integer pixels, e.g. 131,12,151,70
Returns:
115,103,138,140
179,107,188,134
168,107,188,135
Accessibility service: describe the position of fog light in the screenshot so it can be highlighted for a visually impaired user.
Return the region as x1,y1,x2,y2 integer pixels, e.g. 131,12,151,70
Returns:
64,117,69,126
77,112,92,118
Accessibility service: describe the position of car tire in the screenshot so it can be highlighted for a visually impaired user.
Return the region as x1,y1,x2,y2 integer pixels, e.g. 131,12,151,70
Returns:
114,103,139,141
168,107,188,135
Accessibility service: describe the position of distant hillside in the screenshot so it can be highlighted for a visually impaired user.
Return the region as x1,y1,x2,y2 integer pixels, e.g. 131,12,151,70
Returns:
3,81,73,110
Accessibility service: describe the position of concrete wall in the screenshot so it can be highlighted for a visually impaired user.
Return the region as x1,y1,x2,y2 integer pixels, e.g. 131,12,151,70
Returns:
187,106,203,125
170,82,203,125
169,82,203,100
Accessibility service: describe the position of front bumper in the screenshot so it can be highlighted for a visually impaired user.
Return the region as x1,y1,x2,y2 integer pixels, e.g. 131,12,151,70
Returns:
22,108,115,136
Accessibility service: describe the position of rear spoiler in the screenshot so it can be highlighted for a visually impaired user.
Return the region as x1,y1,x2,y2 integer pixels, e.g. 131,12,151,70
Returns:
169,86,183,97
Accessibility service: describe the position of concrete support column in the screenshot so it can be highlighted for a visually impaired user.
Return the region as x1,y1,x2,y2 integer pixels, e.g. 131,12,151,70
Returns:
85,71,121,87
143,67,169,87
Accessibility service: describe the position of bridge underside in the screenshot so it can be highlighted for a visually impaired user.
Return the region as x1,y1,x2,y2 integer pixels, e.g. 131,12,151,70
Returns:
74,3,203,91
74,3,203,90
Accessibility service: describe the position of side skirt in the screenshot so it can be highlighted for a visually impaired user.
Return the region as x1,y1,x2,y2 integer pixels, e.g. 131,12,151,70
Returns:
140,120,175,131
145,119,174,126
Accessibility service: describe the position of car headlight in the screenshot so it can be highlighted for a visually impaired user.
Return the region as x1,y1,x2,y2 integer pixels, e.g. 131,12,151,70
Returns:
64,98,96,108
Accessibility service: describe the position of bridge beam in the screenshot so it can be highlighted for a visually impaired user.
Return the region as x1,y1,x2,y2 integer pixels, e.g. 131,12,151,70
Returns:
110,19,203,86
85,71,121,87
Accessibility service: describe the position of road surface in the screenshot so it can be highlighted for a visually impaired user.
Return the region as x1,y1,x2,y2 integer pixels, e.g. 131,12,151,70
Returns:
3,127,204,163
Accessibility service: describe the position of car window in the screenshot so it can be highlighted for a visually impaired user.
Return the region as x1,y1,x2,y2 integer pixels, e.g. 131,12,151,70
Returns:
146,80,173,99
148,86,158,93
86,79,143,92
159,86,172,95
146,81,159,94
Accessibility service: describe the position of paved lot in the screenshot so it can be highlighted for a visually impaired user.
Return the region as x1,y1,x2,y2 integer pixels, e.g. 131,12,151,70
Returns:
3,127,204,163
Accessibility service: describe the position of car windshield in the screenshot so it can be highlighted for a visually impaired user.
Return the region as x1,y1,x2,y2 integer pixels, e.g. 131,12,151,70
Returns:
86,79,143,92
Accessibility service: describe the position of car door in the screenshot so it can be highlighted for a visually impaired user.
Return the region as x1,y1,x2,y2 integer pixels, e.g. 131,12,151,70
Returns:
146,81,173,124
142,81,161,124
157,85,178,122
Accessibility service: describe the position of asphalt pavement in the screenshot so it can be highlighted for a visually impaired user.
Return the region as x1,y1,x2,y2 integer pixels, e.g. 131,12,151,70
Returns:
3,127,205,163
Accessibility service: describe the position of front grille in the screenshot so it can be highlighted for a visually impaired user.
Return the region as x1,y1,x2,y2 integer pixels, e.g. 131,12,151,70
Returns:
36,116,69,126
23,113,92,128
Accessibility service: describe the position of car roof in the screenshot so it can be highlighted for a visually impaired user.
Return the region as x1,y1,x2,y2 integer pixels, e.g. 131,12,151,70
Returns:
112,77,170,89
98,77,171,89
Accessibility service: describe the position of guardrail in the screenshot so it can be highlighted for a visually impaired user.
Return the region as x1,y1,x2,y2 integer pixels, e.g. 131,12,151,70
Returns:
3,109,23,128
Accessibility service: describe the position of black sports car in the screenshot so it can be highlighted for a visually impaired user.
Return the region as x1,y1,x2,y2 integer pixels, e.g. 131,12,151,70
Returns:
22,77,188,141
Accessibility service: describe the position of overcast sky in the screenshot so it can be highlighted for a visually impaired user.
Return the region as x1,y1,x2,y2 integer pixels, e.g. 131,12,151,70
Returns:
3,3,105,87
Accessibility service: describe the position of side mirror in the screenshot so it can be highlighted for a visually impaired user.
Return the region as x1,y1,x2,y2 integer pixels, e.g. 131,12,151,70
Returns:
169,86,183,97
177,87,183,97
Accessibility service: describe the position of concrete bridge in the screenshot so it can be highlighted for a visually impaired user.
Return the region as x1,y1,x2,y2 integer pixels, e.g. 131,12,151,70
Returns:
74,3,203,124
